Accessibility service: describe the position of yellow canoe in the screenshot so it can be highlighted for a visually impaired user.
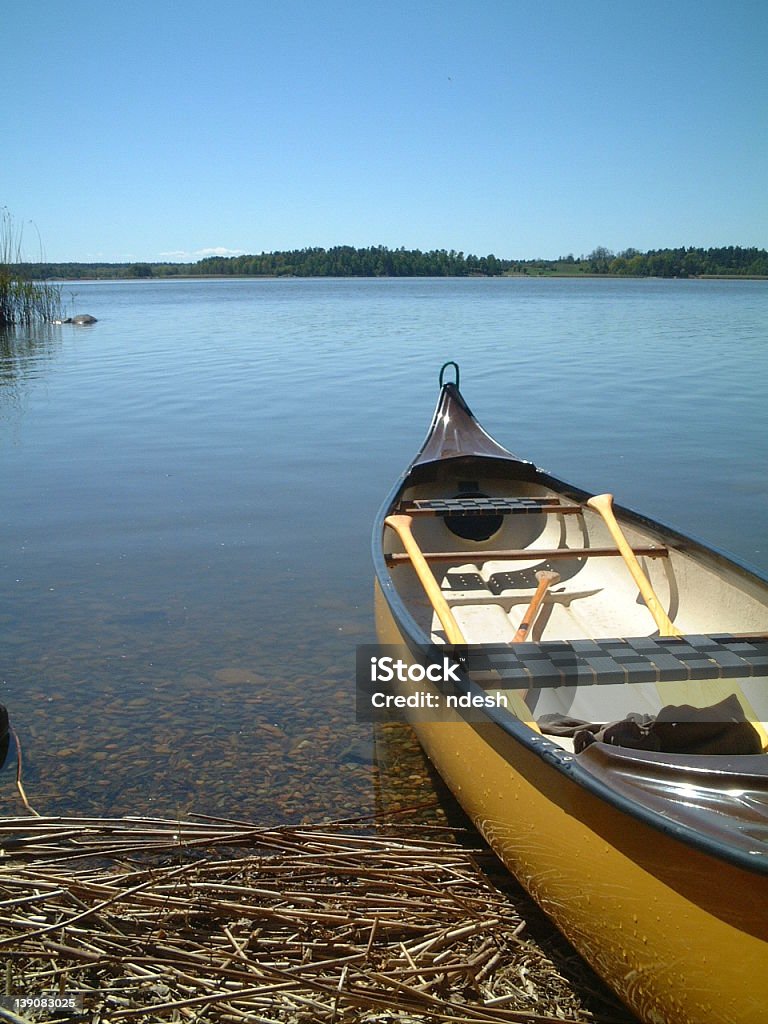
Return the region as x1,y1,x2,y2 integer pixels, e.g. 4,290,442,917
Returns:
372,363,768,1024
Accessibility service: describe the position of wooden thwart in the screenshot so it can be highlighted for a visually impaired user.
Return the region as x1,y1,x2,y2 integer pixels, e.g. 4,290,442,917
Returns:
386,544,668,565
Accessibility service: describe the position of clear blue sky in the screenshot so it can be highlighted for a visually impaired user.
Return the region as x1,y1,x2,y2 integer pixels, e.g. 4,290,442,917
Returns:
2,0,766,263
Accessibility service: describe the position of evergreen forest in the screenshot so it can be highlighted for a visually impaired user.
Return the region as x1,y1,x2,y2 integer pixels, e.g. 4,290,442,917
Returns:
17,244,768,281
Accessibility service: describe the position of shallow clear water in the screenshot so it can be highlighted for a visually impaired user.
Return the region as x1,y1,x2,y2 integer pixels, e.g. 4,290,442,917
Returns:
1,277,766,818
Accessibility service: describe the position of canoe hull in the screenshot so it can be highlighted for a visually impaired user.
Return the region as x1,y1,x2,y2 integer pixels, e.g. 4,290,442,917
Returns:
376,578,768,1024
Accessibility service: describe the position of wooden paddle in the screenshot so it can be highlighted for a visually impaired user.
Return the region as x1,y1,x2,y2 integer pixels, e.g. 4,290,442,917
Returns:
586,493,681,637
384,513,541,730
512,570,560,642
384,515,467,645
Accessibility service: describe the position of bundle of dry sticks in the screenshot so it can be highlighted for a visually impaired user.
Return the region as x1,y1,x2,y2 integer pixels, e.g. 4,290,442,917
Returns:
0,815,635,1024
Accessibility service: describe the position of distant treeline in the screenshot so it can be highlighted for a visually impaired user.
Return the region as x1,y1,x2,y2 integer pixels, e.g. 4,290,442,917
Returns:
17,244,768,280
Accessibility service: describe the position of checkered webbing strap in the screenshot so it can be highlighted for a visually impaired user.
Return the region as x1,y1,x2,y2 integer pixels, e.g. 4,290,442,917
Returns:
457,635,768,689
407,497,580,516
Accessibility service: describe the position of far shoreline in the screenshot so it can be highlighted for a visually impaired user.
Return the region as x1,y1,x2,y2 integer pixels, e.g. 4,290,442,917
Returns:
23,245,768,283
48,272,768,283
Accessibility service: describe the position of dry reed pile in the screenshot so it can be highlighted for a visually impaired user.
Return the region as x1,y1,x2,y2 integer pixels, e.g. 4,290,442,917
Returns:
0,815,635,1024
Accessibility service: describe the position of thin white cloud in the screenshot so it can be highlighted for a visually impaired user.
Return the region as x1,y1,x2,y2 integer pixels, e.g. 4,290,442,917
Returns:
158,246,245,261
197,247,245,257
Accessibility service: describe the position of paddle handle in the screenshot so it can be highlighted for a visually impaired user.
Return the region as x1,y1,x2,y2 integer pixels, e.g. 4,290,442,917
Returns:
384,515,467,645
512,570,560,642
587,493,681,637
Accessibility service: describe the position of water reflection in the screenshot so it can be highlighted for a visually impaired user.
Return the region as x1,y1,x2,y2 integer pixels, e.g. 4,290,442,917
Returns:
0,324,62,398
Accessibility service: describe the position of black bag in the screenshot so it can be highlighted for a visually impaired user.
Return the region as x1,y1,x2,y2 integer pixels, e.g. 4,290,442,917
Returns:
539,694,763,756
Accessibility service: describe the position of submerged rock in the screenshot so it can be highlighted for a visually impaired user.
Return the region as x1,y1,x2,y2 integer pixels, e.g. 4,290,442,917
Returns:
53,313,98,325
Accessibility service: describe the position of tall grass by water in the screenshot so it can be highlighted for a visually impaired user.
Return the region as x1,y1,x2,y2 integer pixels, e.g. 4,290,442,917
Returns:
0,208,62,326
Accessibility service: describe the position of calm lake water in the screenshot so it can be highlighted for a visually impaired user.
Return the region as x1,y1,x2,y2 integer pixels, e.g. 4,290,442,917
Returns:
1,276,767,820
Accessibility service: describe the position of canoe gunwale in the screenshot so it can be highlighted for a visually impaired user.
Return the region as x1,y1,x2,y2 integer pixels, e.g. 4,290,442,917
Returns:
372,382,768,877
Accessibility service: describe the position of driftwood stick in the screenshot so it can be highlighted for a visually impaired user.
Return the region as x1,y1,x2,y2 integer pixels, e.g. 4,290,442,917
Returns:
11,728,39,817
0,1006,37,1024
330,962,348,1024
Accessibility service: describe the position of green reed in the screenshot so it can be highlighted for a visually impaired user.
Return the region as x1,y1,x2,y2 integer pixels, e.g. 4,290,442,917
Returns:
0,208,63,326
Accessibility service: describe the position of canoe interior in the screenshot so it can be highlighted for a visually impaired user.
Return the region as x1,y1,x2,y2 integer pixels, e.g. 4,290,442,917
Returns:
384,462,768,737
